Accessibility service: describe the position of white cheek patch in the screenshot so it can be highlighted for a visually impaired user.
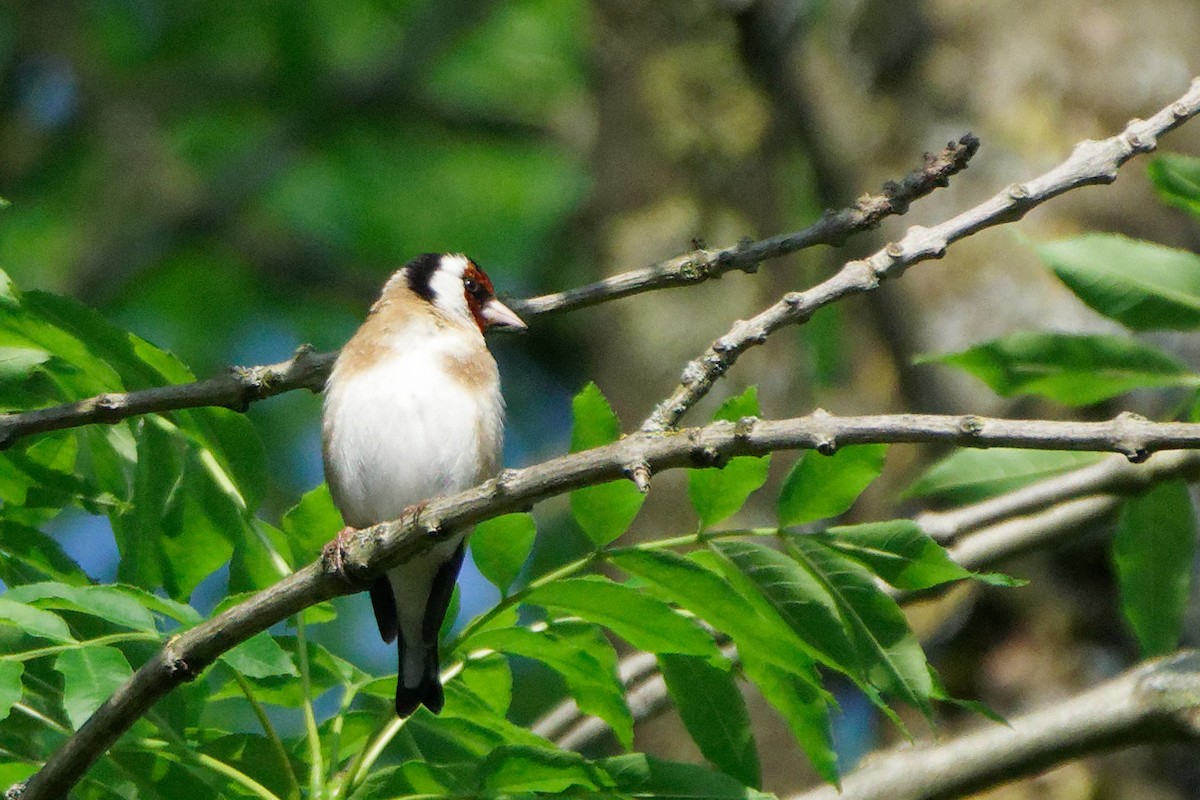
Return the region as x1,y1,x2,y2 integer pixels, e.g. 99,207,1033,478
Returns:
429,256,471,321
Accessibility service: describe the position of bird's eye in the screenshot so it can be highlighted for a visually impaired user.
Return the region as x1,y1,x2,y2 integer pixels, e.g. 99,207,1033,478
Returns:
464,278,489,299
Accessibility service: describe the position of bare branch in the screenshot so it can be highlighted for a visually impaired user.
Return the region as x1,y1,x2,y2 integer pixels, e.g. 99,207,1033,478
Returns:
0,346,335,450
916,450,1200,542
641,77,1200,432
511,134,978,317
17,409,1200,799
792,651,1200,800
0,139,977,452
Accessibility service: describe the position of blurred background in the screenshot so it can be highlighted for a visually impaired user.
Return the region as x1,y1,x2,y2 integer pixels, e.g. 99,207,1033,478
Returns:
3,0,1200,796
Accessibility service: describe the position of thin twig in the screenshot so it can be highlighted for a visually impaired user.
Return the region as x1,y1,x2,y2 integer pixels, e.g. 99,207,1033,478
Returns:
641,77,1200,431
15,409,1200,800
511,134,978,317
0,138,978,452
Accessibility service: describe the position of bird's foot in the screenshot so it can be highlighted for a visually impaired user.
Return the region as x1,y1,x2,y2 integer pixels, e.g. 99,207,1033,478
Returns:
322,526,358,584
402,499,430,524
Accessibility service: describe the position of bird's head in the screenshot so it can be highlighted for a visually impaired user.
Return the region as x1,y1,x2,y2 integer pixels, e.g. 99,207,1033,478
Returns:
399,252,526,334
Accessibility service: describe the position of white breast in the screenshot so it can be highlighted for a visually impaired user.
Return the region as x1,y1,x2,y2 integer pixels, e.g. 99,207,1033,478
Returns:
322,330,503,528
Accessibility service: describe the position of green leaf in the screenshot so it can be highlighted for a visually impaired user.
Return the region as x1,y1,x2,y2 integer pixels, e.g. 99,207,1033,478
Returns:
1114,481,1197,656
0,346,50,381
906,448,1103,503
55,645,133,729
219,631,299,679
601,753,774,800
1149,153,1200,217
739,649,838,784
689,387,770,528
820,521,1010,590
612,548,816,675
523,576,720,659
778,444,887,526
788,537,932,709
3,582,157,633
713,539,932,712
466,624,633,749
471,513,536,594
0,765,37,793
919,333,1194,405
0,521,88,586
475,745,612,795
281,483,344,566
569,383,645,546
0,597,74,642
349,761,460,799
211,636,365,706
456,652,513,717
1038,234,1200,330
658,654,760,788
0,661,23,722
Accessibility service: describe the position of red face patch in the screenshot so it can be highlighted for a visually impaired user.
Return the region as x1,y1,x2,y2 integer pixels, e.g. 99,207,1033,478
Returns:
462,262,496,332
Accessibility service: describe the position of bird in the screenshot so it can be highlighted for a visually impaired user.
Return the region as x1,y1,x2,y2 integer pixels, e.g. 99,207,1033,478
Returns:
321,252,526,717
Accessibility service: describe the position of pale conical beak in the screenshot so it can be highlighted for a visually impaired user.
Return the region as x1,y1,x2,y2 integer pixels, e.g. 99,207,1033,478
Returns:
481,298,527,331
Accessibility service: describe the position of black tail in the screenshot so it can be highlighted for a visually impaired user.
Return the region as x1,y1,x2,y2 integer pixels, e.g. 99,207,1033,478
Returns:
393,543,465,717
394,643,445,717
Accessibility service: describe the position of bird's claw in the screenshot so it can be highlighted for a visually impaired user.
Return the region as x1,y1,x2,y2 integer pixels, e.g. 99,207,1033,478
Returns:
402,499,430,524
322,526,358,583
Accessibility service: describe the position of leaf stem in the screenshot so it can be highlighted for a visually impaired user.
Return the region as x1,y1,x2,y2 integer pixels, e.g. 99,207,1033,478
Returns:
233,671,303,800
293,613,326,800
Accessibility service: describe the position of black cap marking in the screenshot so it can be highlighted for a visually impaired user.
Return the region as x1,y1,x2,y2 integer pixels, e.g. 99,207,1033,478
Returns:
404,253,442,302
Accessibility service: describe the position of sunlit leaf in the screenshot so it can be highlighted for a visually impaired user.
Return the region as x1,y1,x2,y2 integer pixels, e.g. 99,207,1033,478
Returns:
1149,153,1200,217
713,539,932,713
778,445,887,526
471,513,536,594
474,745,612,795
569,383,645,546
1114,481,1197,656
919,333,1193,405
689,388,770,528
2,582,157,633
219,631,299,679
0,661,23,722
466,624,633,749
455,652,513,717
819,521,1013,590
282,482,344,566
1038,234,1200,330
906,448,1103,503
0,346,49,381
523,576,720,659
0,597,74,642
55,646,133,729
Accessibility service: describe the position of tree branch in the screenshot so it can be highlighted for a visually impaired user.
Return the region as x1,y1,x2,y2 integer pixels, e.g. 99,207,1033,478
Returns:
641,77,1200,432
916,450,1200,542
0,138,977,452
511,133,978,317
16,410,1200,799
793,651,1200,800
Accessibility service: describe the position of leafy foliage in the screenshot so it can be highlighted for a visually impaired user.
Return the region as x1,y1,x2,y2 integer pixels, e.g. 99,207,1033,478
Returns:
1113,481,1197,656
1038,234,1200,331
919,333,1196,406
